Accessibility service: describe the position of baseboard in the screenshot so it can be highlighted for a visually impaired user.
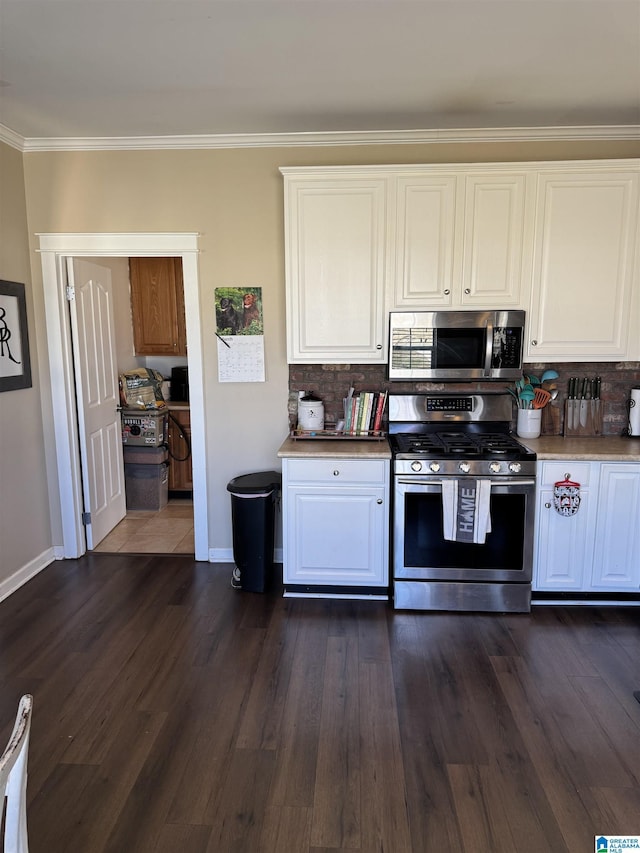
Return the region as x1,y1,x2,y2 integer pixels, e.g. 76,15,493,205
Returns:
0,547,57,603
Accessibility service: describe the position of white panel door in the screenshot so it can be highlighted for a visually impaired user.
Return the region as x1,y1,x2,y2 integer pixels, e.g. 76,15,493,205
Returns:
284,486,388,586
393,174,458,307
591,463,640,589
460,173,530,307
527,169,639,359
68,258,126,548
284,176,387,363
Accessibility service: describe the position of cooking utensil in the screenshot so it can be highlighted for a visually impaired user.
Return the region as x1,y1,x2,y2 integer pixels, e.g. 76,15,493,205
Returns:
541,369,559,383
533,387,551,409
519,387,535,408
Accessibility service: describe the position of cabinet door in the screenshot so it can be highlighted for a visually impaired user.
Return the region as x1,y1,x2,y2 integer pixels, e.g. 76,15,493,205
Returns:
591,464,640,589
460,173,530,307
527,169,639,360
283,485,388,586
129,257,186,355
393,174,458,307
533,462,597,591
168,409,192,491
284,176,387,363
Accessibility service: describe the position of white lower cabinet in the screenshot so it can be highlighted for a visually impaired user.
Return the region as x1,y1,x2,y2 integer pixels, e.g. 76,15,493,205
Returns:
282,457,390,593
534,460,640,592
591,464,640,588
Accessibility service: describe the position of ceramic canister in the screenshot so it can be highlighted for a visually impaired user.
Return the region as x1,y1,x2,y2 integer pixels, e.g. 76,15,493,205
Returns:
297,393,325,431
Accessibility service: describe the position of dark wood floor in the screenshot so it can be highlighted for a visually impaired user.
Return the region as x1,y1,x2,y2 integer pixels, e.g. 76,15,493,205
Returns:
1,554,639,852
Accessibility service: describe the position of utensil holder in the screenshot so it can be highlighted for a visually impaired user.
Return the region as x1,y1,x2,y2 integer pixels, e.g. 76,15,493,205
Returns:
563,399,603,436
516,408,542,439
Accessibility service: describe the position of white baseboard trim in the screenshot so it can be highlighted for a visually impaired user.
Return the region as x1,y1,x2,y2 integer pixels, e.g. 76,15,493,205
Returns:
0,548,57,604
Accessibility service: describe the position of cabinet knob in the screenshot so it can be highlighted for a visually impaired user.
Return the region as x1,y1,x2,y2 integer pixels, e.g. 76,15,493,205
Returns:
545,502,551,509
333,469,340,476
531,340,538,346
443,289,450,295
377,498,383,505
464,288,470,294
376,344,382,350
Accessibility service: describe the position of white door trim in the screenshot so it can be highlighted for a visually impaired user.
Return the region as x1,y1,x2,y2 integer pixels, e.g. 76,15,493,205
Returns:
36,232,209,561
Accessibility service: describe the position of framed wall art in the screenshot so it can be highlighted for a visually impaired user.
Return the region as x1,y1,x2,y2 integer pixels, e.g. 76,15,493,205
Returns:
0,280,32,392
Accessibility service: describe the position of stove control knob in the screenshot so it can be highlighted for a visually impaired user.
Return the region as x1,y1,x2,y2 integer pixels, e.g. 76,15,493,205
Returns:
458,462,471,474
509,462,522,474
410,460,423,472
429,461,441,473
489,462,501,474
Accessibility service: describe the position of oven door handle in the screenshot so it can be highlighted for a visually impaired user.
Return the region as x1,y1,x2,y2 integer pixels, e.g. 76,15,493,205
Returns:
396,478,536,487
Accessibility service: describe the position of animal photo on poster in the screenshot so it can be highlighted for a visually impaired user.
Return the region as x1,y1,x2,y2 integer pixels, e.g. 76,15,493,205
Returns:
0,280,32,392
215,286,263,336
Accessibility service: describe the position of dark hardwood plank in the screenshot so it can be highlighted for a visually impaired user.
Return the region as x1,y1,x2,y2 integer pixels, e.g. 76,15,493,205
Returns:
310,635,361,849
1,555,639,852
358,660,412,852
267,599,327,810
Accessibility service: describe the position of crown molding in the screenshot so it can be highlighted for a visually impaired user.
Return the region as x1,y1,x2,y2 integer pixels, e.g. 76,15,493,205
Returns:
2,123,639,153
0,123,26,150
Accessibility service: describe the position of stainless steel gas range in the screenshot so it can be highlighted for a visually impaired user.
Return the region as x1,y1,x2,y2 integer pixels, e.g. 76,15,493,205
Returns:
389,393,537,613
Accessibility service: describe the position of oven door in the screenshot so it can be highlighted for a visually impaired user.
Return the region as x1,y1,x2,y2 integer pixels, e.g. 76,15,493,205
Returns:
394,476,535,582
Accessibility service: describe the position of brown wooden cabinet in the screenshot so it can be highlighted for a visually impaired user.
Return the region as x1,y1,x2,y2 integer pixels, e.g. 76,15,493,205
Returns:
129,257,186,355
168,408,192,492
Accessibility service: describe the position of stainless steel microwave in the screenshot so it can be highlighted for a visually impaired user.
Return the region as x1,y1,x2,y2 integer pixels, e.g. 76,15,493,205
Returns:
388,310,525,381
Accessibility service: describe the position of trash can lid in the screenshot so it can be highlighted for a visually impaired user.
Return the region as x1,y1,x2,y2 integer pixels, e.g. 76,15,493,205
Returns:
226,470,282,495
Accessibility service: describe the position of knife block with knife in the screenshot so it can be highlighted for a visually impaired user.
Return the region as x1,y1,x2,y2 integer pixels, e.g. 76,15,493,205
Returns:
563,376,603,436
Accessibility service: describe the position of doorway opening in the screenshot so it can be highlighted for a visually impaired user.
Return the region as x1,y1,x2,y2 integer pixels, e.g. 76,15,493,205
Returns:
37,233,209,562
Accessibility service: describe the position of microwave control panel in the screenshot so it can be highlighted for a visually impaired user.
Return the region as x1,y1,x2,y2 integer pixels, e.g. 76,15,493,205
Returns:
491,327,523,368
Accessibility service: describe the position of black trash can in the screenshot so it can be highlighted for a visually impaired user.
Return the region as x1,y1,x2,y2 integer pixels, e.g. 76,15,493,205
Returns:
227,470,281,592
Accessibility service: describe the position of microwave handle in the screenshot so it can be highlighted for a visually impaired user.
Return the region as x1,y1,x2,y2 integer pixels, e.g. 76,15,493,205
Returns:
483,322,494,377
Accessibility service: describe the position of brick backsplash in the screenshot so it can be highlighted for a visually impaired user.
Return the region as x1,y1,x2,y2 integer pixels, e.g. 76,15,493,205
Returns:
289,362,640,437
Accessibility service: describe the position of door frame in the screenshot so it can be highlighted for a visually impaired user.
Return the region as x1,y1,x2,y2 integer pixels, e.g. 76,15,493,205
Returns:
37,232,209,561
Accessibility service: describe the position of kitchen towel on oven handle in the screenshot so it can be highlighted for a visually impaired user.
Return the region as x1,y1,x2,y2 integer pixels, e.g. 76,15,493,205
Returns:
442,479,492,544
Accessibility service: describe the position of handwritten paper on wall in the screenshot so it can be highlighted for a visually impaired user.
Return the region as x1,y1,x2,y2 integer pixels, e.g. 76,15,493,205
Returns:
215,287,265,383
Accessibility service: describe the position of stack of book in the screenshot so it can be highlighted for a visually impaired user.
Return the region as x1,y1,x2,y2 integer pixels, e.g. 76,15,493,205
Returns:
344,390,388,435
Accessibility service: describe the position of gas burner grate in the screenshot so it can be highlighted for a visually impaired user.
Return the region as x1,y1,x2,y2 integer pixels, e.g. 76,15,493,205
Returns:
390,430,531,460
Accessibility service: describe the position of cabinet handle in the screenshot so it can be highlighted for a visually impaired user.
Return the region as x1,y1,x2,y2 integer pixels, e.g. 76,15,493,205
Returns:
464,288,470,294
531,340,538,346
377,498,383,505
443,289,450,295
333,470,340,476
545,502,551,509
376,344,382,350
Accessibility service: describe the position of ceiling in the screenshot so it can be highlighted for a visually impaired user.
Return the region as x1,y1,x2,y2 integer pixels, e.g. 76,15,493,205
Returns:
0,0,639,146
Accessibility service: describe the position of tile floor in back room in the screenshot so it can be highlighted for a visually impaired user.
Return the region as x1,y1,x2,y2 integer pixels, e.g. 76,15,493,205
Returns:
95,498,194,554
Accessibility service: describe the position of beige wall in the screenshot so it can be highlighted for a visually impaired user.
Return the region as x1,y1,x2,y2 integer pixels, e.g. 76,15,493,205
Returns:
0,141,52,588
19,137,640,557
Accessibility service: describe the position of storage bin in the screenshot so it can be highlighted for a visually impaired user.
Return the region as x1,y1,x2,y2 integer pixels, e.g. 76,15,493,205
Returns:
123,446,168,465
125,461,169,511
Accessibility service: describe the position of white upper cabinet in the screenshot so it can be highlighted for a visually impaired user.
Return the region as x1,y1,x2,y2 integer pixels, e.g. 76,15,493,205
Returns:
459,172,532,308
282,161,639,364
393,174,458,307
393,170,531,309
527,166,639,361
282,171,388,363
